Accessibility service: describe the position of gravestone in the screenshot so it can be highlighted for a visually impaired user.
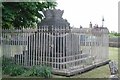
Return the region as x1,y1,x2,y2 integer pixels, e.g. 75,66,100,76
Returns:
109,61,119,80
109,61,118,75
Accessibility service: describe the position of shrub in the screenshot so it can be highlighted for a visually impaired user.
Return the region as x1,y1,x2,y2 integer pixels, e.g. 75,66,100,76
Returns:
2,57,14,75
2,56,26,76
21,65,52,78
2,56,52,78
2,57,14,70
33,65,52,78
3,64,25,76
9,65,25,76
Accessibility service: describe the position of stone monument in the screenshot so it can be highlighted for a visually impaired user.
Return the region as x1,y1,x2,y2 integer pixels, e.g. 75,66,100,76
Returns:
38,9,70,29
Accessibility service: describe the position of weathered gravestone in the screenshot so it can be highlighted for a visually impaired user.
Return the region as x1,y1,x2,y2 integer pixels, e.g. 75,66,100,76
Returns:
109,61,119,80
109,61,118,75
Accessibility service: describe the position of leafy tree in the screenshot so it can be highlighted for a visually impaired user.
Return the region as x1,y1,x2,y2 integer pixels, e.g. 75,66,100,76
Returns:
109,31,120,38
2,1,57,29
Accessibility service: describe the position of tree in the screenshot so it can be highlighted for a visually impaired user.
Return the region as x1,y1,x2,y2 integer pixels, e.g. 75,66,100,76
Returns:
2,1,57,29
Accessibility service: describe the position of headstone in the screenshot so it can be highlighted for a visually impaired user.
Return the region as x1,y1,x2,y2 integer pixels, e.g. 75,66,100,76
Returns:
109,61,118,75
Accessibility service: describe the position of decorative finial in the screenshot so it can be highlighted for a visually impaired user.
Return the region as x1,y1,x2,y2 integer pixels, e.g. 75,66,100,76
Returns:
102,16,104,27
102,17,104,21
80,25,82,28
89,22,92,28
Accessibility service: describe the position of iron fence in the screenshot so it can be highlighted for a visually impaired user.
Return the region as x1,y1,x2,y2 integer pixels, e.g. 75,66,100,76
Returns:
1,26,109,75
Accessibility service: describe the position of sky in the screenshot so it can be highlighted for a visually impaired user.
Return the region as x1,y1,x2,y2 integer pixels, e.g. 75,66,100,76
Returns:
56,0,119,32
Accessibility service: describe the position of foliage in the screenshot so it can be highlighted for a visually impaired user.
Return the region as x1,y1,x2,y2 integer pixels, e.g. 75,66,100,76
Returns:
3,64,25,76
2,56,14,70
2,57,26,76
32,65,52,78
2,1,57,29
21,65,52,78
109,32,120,38
2,56,52,78
114,33,120,36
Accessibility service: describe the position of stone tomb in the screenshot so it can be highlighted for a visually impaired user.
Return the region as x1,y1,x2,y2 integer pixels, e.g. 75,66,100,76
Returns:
15,9,110,76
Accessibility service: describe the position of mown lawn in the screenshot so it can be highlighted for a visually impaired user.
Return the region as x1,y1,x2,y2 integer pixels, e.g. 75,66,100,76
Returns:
109,47,118,62
53,47,118,78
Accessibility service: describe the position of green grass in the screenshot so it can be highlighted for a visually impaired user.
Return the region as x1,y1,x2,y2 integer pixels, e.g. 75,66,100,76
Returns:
52,47,118,78
71,65,110,78
109,47,118,61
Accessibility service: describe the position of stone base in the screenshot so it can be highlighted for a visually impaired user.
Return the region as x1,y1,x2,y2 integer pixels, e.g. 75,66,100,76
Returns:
52,60,111,76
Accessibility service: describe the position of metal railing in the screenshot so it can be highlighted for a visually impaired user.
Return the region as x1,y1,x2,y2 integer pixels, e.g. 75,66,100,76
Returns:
1,26,109,73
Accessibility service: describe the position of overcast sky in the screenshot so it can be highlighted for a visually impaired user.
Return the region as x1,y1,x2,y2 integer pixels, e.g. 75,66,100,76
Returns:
56,0,119,32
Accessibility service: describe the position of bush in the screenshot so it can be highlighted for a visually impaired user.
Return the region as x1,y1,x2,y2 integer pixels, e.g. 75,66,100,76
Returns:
2,56,52,78
2,57,14,70
21,65,52,78
2,56,26,76
10,65,25,76
32,65,52,78
3,64,25,76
